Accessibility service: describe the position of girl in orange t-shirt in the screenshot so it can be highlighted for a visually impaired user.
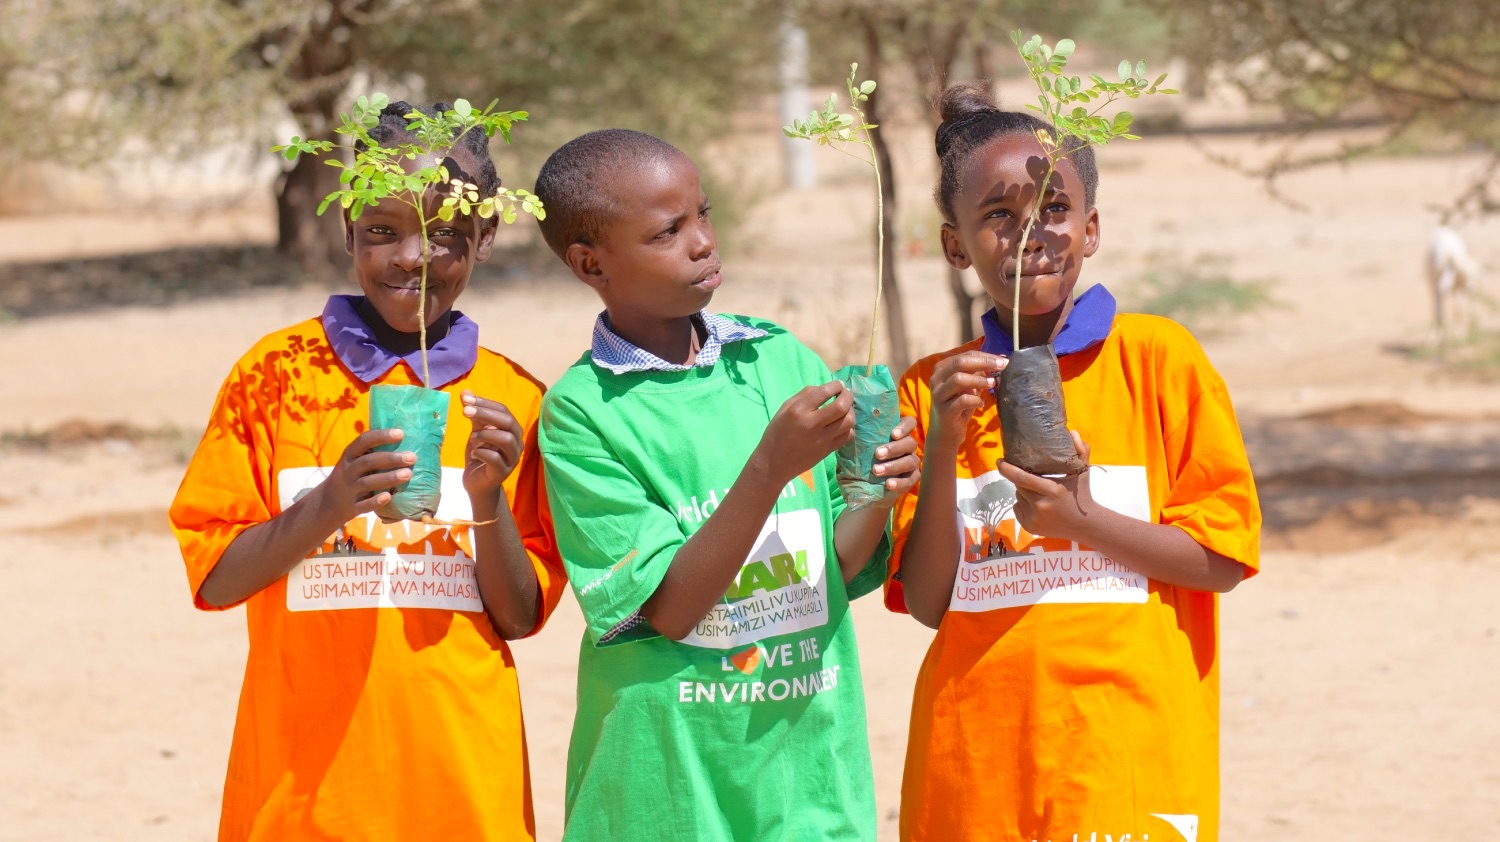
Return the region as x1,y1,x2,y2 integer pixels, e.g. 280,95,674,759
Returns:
887,82,1261,842
169,102,565,841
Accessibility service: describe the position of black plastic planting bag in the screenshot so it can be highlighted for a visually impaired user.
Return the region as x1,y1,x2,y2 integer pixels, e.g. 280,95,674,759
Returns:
369,384,449,522
832,364,899,510
995,344,1086,476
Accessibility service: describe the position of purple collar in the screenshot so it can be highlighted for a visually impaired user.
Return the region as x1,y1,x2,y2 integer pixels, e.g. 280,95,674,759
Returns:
321,294,479,388
980,284,1116,357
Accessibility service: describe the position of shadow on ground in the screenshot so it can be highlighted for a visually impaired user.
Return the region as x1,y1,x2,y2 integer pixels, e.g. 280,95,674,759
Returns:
1244,401,1500,552
0,244,552,319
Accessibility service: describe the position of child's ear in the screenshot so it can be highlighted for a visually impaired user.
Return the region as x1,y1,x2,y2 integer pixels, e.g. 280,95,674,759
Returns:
564,242,606,290
474,218,498,263
343,210,355,256
940,223,971,270
1082,206,1101,258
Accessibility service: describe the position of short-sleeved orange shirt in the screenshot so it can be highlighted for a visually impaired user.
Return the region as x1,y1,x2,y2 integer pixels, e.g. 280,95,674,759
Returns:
888,313,1260,842
170,316,565,841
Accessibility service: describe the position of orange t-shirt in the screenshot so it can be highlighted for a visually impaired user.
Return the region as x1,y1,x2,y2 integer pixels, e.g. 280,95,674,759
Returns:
169,318,565,842
888,313,1260,842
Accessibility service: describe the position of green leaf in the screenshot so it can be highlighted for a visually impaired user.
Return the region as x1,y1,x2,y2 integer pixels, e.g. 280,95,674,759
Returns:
1054,39,1075,57
454,98,472,119
1118,60,1132,80
502,204,517,224
859,80,876,95
1113,111,1134,133
1135,61,1146,79
317,194,336,216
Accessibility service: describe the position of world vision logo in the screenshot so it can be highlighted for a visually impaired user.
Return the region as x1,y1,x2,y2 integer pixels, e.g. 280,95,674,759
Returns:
723,549,811,602
673,473,814,525
1042,814,1199,842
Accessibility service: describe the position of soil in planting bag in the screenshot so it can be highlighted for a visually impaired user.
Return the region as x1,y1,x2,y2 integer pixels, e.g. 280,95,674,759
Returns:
369,383,449,522
833,364,900,510
994,344,1086,476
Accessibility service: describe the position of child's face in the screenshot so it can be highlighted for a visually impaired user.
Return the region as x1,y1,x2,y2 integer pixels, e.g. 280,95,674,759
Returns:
940,132,1100,319
345,155,496,334
565,153,721,322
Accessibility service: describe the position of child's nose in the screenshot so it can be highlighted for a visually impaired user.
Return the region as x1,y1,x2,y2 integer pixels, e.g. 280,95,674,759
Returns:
690,222,716,259
392,235,426,271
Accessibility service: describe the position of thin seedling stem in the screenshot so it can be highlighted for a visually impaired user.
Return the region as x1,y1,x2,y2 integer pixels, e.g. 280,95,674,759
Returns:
1013,160,1058,349
416,200,432,387
853,99,884,377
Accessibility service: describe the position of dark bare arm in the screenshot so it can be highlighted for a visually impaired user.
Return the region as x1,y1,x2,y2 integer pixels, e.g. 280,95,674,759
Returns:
641,382,855,641
198,428,414,608
999,433,1245,593
901,352,1007,630
461,391,544,639
830,417,920,583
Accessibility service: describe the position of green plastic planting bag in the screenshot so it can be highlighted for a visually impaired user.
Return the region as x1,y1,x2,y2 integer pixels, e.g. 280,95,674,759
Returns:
832,364,899,511
369,384,449,522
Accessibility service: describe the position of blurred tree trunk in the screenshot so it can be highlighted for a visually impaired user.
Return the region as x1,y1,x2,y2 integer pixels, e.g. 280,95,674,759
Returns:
900,12,982,344
856,12,912,373
269,2,372,272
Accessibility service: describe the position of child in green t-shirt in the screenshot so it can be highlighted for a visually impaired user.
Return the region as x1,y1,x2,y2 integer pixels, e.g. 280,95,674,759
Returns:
533,129,918,840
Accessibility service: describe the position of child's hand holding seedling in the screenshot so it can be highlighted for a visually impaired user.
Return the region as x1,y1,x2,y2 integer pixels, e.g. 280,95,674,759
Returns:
865,418,921,506
755,382,856,485
318,429,418,522
461,391,526,503
998,430,1098,539
926,352,1009,454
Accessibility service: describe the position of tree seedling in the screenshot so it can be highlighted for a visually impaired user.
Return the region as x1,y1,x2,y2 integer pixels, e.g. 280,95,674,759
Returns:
273,93,545,385
272,94,545,521
783,64,899,509
996,32,1177,476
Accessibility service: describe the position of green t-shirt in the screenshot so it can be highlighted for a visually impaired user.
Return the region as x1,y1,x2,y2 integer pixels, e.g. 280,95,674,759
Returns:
539,317,881,841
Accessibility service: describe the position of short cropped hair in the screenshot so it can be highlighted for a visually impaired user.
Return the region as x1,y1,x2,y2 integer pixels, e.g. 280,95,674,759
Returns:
534,129,684,257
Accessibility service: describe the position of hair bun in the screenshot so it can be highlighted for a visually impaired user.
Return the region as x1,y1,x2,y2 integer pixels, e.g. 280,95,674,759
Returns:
937,81,998,124
935,81,999,158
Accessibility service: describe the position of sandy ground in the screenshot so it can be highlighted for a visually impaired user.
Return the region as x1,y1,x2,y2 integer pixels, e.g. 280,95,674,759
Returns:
3,123,1500,841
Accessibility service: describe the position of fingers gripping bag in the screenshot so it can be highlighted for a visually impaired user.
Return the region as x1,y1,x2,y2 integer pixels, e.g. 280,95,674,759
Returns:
369,383,449,521
832,364,899,510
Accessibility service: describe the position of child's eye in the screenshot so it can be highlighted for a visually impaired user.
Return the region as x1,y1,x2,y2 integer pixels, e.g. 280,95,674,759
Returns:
985,208,1013,221
699,204,712,219
431,227,461,239
366,225,395,236
655,226,678,240
1045,202,1069,214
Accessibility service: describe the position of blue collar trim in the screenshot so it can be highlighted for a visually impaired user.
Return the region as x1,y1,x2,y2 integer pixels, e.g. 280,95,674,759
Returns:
980,284,1117,357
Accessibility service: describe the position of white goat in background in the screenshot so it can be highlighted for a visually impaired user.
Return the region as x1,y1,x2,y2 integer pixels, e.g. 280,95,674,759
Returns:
1426,225,1484,341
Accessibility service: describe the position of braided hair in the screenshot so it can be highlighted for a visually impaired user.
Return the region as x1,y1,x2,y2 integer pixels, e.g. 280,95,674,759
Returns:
533,129,686,258
357,100,502,198
933,81,1098,224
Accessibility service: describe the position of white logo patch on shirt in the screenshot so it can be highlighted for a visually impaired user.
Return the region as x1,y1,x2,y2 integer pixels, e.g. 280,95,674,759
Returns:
276,467,482,612
679,508,828,649
949,465,1152,611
